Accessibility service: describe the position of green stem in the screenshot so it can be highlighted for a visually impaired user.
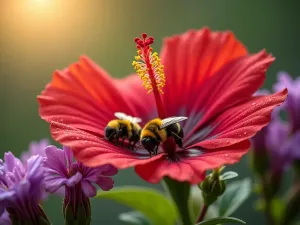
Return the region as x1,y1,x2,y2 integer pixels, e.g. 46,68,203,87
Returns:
196,205,209,223
162,177,192,225
261,175,276,225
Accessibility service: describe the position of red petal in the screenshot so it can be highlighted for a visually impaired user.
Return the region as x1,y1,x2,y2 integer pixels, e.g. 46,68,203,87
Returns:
160,28,248,116
185,50,274,138
50,122,164,168
114,74,156,121
135,140,250,184
192,89,288,149
38,56,154,135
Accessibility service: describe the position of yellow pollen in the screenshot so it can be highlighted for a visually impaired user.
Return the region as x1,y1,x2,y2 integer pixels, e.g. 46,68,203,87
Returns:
132,50,166,94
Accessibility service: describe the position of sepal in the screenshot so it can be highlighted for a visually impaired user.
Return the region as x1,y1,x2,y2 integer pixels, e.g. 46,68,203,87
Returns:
199,168,226,205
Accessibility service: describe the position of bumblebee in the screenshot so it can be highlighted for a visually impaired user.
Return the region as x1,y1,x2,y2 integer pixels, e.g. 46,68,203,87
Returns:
104,112,142,148
140,117,188,156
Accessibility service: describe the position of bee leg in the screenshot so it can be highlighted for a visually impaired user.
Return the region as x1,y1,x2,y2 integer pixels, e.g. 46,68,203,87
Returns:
132,140,139,150
120,136,126,147
171,131,183,148
114,131,121,146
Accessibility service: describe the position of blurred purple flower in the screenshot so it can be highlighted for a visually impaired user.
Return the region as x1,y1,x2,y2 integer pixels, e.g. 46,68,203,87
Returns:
0,210,11,225
252,79,300,174
274,72,300,133
43,146,118,220
0,152,50,225
20,139,49,162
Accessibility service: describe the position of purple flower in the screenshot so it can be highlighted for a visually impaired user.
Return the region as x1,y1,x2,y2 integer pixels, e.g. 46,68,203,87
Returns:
274,72,300,133
0,152,50,225
0,210,11,225
20,139,49,162
43,146,118,221
265,119,300,174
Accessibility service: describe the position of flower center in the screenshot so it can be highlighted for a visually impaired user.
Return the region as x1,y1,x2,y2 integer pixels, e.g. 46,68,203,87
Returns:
132,33,166,118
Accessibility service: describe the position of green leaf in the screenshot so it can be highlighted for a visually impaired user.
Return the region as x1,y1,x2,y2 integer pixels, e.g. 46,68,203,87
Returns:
96,186,178,225
119,211,151,225
217,178,251,216
195,217,246,225
220,172,238,181
162,177,192,225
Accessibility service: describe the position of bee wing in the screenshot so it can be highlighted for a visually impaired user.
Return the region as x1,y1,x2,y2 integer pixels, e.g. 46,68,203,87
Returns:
131,117,142,123
114,112,142,123
160,116,188,129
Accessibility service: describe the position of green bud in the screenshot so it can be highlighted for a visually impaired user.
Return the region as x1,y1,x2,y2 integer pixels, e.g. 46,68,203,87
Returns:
199,168,226,205
64,197,91,225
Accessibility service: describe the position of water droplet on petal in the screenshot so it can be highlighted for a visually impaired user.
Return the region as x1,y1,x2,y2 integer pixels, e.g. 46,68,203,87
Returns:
225,154,228,157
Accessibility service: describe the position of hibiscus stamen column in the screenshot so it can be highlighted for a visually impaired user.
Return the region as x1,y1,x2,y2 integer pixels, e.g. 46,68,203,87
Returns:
132,33,166,118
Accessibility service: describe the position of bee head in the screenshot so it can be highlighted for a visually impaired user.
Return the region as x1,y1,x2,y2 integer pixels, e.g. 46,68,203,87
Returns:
141,137,158,153
104,126,117,141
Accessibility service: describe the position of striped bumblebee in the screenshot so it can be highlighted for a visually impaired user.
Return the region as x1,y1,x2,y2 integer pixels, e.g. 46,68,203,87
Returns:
104,112,142,148
140,117,188,156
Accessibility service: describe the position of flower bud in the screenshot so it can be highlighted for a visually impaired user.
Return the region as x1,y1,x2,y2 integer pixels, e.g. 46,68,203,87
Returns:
199,168,226,205
63,187,91,225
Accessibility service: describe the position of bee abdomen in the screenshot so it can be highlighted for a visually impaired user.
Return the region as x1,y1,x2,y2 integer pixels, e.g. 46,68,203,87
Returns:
166,123,182,137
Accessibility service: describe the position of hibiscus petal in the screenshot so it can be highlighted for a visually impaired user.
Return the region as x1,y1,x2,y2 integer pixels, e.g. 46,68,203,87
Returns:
193,89,288,149
114,74,157,121
50,122,165,168
135,141,250,184
38,56,152,136
81,180,97,197
185,51,274,138
96,177,115,191
160,28,247,117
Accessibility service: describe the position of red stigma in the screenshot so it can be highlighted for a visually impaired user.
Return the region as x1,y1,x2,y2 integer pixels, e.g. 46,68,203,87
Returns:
134,33,155,49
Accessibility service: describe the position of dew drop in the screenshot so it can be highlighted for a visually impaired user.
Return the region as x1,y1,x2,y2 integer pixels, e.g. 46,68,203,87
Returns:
252,102,256,106
225,154,228,157
243,132,247,135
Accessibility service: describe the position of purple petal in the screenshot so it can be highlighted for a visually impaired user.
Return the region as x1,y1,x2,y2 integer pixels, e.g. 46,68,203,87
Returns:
44,146,67,176
53,186,65,196
81,180,97,197
266,120,289,153
63,146,73,167
281,131,300,161
96,177,114,191
66,172,82,187
44,174,68,193
4,152,20,172
26,155,43,181
97,164,118,177
0,210,11,225
0,188,15,201
21,139,49,162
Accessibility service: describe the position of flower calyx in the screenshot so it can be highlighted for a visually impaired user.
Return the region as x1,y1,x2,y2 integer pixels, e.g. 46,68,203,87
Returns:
199,167,226,205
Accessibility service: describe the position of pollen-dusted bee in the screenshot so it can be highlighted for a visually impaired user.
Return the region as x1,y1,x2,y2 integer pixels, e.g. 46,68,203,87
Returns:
104,112,142,148
140,117,188,156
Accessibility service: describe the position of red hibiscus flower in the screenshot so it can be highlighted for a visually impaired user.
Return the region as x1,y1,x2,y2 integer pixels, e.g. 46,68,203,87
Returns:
38,28,287,184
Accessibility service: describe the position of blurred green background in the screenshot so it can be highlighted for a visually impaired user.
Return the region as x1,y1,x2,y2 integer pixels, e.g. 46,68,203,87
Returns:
1,0,299,224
